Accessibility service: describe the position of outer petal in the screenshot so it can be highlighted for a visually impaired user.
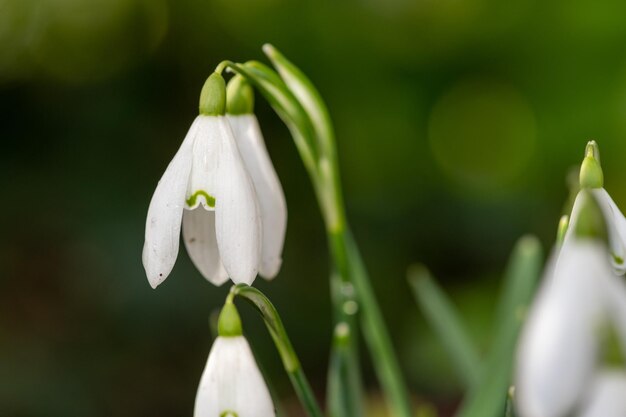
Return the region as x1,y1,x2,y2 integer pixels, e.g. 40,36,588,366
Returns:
228,114,287,279
214,117,261,284
515,241,609,417
142,118,198,288
182,209,228,286
186,117,221,210
591,188,626,274
194,336,275,417
577,371,626,417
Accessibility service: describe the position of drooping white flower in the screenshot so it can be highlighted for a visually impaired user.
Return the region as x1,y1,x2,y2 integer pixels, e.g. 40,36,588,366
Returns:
142,73,261,288
515,236,612,417
194,301,275,417
225,74,287,280
194,336,275,417
515,142,626,417
228,113,287,279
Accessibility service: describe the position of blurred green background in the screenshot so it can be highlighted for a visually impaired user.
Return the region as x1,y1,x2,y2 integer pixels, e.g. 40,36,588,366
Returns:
2,0,626,415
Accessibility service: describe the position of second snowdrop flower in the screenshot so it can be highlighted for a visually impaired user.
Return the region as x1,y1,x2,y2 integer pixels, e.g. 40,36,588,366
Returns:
515,141,626,417
226,75,287,279
143,72,261,288
195,302,275,417
578,140,626,274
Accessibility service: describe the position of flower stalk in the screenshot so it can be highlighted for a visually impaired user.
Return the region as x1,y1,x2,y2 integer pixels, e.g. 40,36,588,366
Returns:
225,47,412,417
229,284,324,417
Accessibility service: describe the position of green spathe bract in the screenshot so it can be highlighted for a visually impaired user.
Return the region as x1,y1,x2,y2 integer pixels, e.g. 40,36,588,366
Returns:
199,72,226,116
217,302,242,337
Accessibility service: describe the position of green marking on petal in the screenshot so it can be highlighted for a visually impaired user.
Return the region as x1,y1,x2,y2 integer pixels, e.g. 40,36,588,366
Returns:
612,253,624,265
220,411,239,417
186,190,215,208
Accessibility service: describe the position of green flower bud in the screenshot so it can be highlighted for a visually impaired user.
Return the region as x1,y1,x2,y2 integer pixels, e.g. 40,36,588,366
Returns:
199,72,226,116
579,140,604,189
226,75,254,115
217,301,242,337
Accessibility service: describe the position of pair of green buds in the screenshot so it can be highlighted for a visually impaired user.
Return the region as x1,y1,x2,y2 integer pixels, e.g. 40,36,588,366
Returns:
199,70,254,117
562,140,606,241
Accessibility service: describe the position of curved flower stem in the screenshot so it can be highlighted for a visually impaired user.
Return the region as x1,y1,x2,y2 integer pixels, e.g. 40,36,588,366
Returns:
224,48,412,417
229,284,324,417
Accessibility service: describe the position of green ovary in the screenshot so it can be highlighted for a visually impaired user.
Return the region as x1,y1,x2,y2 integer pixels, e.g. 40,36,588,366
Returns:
186,190,216,208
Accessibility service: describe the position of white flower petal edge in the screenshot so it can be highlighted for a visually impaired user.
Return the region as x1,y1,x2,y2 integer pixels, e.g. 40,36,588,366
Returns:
182,208,229,286
577,371,626,417
228,114,287,279
515,241,610,417
142,119,199,289
194,336,275,417
214,118,262,284
591,188,626,274
603,265,626,357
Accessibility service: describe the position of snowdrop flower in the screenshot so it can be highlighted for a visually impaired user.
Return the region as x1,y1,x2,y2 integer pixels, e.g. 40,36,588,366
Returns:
515,142,626,417
194,302,275,417
143,72,261,288
579,140,626,275
515,224,613,417
226,75,287,279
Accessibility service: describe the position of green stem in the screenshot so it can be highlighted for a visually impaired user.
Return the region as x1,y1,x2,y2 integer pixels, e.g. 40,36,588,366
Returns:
230,284,324,417
343,231,413,417
327,243,363,417
226,48,411,417
301,69,410,417
327,322,363,417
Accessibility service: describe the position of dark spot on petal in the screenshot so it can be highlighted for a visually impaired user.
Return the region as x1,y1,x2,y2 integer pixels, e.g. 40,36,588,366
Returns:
189,238,196,243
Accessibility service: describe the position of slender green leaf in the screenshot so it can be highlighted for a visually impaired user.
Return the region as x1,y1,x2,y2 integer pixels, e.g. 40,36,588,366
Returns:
327,322,364,417
263,44,335,158
455,235,543,417
492,236,544,348
408,265,482,389
504,387,516,417
344,231,413,417
263,45,347,232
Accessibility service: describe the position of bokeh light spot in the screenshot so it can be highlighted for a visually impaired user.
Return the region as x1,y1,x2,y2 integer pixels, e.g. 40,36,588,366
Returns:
428,78,536,193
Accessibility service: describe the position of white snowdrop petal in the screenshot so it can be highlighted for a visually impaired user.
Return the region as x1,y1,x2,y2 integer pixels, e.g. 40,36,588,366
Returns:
515,241,609,417
186,117,221,211
194,336,275,417
228,114,287,279
214,118,261,284
591,188,626,274
577,371,626,417
182,209,228,286
142,118,198,288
